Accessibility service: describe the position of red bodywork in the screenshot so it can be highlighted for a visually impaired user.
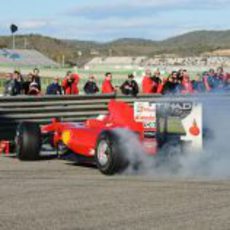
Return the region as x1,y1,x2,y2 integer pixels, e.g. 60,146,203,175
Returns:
0,140,10,155
42,100,157,157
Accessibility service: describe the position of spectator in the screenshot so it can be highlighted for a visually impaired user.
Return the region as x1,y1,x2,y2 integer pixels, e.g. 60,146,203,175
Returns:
142,69,156,93
201,71,209,91
178,69,188,84
162,74,177,95
28,80,40,96
171,71,182,93
83,75,99,95
62,71,80,95
3,73,14,96
191,74,205,93
216,66,229,86
180,73,194,94
23,73,33,95
101,72,116,94
151,69,162,93
176,69,184,83
172,71,179,82
120,74,139,96
12,71,24,95
152,69,162,84
216,66,225,79
33,68,41,90
204,68,224,92
46,77,62,95
224,77,230,91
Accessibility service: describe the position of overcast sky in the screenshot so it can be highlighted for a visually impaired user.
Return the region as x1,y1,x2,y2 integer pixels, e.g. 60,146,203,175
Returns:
0,0,230,41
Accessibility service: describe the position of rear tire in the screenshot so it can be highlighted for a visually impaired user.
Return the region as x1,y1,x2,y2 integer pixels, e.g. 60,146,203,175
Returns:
16,122,41,161
95,130,129,175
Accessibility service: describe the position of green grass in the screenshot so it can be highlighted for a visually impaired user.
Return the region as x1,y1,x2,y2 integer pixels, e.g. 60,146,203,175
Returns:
167,118,185,134
159,117,185,134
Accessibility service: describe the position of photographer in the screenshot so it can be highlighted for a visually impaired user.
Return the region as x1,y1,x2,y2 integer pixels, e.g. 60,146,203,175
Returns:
28,81,41,96
5,71,24,96
83,75,99,95
62,71,80,95
120,74,139,96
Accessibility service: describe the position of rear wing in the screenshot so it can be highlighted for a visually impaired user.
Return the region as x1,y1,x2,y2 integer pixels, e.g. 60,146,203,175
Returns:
134,101,203,151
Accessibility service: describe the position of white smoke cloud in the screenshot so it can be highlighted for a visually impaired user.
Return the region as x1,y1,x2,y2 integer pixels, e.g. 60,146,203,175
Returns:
116,99,230,179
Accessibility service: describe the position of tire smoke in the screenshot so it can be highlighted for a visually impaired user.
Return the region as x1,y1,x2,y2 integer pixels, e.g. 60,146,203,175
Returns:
115,99,230,179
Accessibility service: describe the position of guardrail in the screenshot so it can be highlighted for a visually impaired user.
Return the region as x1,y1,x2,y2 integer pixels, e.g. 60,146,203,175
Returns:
0,94,157,140
0,93,229,140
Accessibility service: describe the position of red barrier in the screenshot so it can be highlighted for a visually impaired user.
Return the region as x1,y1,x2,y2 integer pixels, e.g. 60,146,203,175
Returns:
0,140,10,155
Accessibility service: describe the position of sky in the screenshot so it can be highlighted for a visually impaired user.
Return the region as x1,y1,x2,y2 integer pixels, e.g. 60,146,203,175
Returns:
0,0,230,41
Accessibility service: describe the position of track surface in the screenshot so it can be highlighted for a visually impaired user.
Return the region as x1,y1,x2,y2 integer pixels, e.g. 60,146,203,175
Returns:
0,156,230,230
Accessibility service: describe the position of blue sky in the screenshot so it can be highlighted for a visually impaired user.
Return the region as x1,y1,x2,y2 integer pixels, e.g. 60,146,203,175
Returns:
0,0,230,41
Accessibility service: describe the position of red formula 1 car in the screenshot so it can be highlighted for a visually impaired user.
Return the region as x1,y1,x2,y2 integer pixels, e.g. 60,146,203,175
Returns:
15,100,202,175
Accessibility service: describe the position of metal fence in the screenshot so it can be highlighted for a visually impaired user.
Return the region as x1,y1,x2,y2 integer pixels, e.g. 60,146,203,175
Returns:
0,94,161,140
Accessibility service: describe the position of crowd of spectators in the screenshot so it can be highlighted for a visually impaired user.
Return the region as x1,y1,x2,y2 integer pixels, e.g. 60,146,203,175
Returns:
142,67,230,95
3,67,230,97
4,68,42,96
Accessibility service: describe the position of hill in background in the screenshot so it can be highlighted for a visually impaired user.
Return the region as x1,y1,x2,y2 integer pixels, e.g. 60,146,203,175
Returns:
1,30,230,66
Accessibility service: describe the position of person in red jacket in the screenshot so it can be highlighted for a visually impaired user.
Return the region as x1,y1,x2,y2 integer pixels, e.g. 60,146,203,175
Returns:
62,71,80,95
101,72,116,94
142,69,157,94
181,73,194,94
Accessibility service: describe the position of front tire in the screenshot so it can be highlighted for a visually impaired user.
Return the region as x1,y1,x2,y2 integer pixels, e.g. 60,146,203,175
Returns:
16,122,41,161
95,130,129,175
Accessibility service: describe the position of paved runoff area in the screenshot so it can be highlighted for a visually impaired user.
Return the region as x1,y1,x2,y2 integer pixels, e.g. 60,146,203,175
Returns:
0,156,230,230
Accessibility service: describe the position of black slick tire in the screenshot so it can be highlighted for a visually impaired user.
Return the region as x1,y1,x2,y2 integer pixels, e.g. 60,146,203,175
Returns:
16,122,41,161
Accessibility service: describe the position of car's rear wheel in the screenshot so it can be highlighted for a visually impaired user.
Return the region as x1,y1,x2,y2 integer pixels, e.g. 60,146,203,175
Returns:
16,122,41,161
95,130,129,175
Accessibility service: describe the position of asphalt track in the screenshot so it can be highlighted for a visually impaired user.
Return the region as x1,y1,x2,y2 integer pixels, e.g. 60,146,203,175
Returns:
0,156,230,230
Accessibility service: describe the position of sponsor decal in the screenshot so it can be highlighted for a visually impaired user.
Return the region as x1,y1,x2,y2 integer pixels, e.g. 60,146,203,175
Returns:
134,102,156,130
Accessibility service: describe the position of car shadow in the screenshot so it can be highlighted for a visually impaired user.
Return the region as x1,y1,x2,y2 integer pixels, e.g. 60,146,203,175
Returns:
65,161,97,170
61,153,97,170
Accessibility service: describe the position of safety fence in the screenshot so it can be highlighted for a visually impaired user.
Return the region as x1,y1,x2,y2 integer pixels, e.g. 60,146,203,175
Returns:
0,94,160,140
